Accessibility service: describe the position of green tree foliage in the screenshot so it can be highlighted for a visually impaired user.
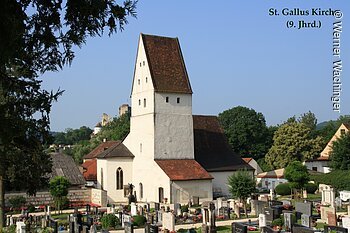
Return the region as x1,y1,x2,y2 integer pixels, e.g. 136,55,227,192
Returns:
8,196,26,210
284,161,310,191
316,115,350,142
304,183,318,194
227,170,256,216
311,170,350,191
329,132,350,170
299,111,317,131
0,0,137,227
49,176,70,213
265,121,324,169
218,106,270,160
53,126,93,145
65,114,130,163
101,213,120,229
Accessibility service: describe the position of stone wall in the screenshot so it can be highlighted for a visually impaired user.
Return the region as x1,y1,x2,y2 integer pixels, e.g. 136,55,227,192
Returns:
5,188,90,207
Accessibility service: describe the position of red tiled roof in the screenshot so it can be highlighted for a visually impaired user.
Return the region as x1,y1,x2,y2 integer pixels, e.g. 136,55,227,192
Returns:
257,168,285,179
141,34,192,94
83,141,118,159
155,159,213,181
82,159,97,181
242,158,253,163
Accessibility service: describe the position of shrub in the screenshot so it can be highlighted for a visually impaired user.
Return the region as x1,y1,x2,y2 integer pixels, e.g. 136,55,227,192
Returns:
132,215,146,227
305,183,318,194
8,196,26,210
181,205,189,213
101,214,119,229
272,217,284,227
275,183,291,196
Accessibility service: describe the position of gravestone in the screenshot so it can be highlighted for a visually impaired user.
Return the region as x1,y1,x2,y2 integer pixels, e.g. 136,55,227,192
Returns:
269,200,283,207
69,222,74,233
320,184,336,207
131,202,137,216
283,211,293,231
234,202,240,219
145,223,159,233
231,222,247,233
342,217,350,233
301,214,311,228
296,202,313,216
264,208,276,224
261,226,278,233
193,196,199,206
16,221,26,233
327,211,337,226
320,206,336,222
324,225,348,233
154,203,160,211
125,222,134,233
250,200,257,216
293,225,316,233
282,200,291,206
256,201,268,215
90,224,98,233
259,214,266,228
162,212,175,231
157,211,163,224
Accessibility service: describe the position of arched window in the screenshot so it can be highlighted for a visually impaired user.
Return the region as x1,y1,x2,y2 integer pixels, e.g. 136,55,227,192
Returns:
116,167,123,190
139,183,143,199
100,168,104,190
158,187,164,203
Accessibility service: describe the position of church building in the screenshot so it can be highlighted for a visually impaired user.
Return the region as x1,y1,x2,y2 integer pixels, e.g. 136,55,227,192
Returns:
95,34,252,204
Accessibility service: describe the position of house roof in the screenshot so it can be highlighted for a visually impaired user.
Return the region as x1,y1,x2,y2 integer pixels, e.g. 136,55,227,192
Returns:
343,123,350,130
96,141,134,159
242,158,253,163
83,141,119,159
50,153,85,186
155,159,213,181
141,34,192,94
257,168,285,179
82,159,97,181
193,115,253,172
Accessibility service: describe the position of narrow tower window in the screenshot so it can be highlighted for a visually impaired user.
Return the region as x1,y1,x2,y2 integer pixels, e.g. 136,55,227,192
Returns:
116,167,123,190
177,97,180,103
146,77,148,83
166,97,169,103
144,98,146,107
138,79,140,85
138,99,141,106
143,61,145,66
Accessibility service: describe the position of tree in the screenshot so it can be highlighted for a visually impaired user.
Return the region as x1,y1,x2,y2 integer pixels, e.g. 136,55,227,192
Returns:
329,132,350,170
0,0,137,227
49,176,70,214
227,170,256,216
299,111,317,131
53,126,93,145
218,106,270,160
265,121,324,169
284,161,310,196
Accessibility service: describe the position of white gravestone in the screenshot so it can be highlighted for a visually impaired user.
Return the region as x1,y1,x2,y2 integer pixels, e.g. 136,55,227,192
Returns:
130,203,137,216
162,212,175,231
259,214,266,228
342,216,350,233
16,221,26,233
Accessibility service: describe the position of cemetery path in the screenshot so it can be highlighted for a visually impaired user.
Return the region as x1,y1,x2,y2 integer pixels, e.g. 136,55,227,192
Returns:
109,218,258,233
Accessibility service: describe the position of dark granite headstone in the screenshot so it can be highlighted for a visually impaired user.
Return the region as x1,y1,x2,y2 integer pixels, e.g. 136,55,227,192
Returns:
293,225,316,233
324,225,348,233
86,204,91,213
261,226,279,233
193,196,200,206
155,203,160,211
69,222,74,233
264,208,276,223
231,222,247,233
269,200,283,207
150,224,159,233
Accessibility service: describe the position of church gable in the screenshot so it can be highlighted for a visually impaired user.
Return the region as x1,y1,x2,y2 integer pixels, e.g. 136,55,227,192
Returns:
141,34,192,94
193,115,253,172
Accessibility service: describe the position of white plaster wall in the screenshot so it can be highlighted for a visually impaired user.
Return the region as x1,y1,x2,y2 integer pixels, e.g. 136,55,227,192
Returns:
172,180,213,204
304,161,330,173
210,171,236,197
257,177,288,190
154,93,194,159
96,158,107,190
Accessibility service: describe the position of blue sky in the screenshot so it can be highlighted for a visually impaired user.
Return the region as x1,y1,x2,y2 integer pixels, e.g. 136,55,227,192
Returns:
41,1,350,132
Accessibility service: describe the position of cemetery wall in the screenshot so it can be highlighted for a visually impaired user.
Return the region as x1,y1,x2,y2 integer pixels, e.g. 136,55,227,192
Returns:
5,188,90,207
172,180,212,204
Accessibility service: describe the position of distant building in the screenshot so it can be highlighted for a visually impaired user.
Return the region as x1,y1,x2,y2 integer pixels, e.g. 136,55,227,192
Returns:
256,168,287,190
304,123,350,173
119,104,131,117
242,158,263,176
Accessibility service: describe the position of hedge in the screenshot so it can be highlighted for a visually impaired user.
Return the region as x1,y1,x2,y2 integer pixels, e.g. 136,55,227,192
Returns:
305,183,318,194
275,183,291,196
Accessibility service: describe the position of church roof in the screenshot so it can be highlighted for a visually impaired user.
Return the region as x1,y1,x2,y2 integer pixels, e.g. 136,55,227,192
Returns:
141,34,192,94
82,159,97,181
155,159,213,181
50,153,85,186
257,168,285,179
96,141,134,159
193,115,254,172
83,141,119,159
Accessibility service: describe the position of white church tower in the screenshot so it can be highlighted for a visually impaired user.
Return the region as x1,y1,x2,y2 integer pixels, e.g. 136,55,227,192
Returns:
123,34,212,203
